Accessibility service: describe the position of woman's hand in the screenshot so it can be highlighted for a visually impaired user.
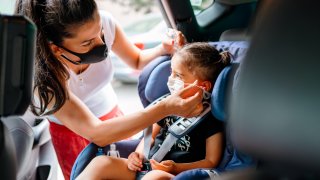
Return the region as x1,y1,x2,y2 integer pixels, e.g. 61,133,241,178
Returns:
161,29,187,55
150,159,176,173
164,82,204,118
127,152,143,171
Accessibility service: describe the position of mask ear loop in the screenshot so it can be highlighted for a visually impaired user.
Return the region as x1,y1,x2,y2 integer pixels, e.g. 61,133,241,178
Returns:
203,90,211,100
188,80,212,100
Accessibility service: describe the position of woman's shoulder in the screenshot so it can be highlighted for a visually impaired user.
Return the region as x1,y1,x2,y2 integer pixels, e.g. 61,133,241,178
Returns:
99,10,117,48
99,10,116,24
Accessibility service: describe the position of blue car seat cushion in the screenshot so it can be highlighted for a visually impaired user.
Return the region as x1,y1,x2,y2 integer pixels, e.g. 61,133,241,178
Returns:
138,56,171,107
70,139,140,180
174,168,211,180
144,61,171,103
211,63,240,122
211,66,232,121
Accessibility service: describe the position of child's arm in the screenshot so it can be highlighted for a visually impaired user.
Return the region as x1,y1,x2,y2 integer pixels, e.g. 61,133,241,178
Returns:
150,132,224,175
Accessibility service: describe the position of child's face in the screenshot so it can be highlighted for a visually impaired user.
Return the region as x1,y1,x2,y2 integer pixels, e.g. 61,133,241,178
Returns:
170,55,198,84
168,54,212,97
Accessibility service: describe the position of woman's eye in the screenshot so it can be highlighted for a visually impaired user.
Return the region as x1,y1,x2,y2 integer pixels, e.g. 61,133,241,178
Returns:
83,41,93,47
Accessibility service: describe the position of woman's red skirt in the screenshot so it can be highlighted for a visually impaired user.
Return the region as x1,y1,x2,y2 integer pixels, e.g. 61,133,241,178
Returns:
49,106,123,180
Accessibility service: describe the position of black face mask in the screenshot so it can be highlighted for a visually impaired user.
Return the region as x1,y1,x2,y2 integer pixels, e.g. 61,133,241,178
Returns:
59,44,108,65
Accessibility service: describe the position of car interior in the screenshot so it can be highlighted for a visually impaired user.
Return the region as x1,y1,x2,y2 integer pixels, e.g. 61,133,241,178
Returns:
2,0,320,179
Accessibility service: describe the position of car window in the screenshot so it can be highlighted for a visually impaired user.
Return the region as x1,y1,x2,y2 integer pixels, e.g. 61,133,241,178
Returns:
123,14,163,36
190,0,215,15
0,0,15,15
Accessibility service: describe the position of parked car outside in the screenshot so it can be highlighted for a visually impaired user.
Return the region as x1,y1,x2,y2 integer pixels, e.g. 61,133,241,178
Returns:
111,13,167,83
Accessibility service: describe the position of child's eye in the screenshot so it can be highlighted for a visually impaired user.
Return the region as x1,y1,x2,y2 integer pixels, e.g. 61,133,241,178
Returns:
174,74,182,80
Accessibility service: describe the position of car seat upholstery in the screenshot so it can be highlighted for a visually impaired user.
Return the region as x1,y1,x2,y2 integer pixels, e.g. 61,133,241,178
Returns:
137,41,257,179
70,139,140,180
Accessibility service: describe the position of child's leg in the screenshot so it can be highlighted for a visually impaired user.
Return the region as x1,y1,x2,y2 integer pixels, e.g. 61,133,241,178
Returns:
142,170,175,180
76,155,136,180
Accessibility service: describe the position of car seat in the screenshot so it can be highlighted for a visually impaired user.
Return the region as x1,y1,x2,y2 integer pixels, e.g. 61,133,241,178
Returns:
0,15,60,180
70,41,255,179
137,41,257,180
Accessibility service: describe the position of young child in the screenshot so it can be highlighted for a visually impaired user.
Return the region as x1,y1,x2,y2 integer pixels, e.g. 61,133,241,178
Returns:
76,42,231,180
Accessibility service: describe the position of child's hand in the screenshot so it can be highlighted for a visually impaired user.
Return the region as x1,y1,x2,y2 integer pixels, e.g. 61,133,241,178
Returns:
127,152,143,171
161,29,187,54
150,159,176,173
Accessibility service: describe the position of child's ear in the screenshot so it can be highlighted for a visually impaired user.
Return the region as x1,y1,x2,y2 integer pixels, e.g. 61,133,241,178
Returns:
201,81,212,91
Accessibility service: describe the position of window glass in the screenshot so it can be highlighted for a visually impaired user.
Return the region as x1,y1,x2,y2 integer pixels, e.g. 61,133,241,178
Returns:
190,0,214,15
0,0,15,15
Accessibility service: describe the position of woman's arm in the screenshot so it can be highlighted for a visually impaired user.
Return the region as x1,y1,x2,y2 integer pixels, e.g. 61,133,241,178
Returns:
171,132,224,174
111,23,184,70
54,85,202,147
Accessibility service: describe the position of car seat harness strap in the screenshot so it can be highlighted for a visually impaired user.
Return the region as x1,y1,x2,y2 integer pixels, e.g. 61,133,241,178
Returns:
143,93,211,163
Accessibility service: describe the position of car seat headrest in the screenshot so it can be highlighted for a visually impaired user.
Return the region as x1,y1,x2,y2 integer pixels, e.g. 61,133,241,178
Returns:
138,56,171,107
144,61,171,104
211,64,239,122
0,15,36,116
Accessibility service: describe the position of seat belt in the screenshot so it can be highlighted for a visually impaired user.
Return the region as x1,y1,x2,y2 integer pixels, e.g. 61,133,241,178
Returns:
143,95,211,162
143,94,170,162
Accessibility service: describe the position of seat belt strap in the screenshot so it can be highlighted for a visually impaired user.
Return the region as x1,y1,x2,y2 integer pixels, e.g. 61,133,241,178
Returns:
151,133,177,162
143,126,152,161
143,94,170,162
151,103,211,162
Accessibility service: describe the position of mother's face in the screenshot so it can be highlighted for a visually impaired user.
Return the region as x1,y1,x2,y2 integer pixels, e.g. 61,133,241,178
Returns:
51,10,104,65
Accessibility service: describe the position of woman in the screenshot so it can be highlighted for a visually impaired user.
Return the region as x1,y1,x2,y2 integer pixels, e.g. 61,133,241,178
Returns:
15,0,203,179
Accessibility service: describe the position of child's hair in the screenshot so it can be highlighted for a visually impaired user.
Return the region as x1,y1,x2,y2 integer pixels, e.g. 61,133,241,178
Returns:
174,42,231,84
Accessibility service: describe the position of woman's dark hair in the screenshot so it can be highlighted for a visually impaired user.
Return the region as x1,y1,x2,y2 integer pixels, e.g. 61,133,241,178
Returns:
15,0,97,115
175,42,232,85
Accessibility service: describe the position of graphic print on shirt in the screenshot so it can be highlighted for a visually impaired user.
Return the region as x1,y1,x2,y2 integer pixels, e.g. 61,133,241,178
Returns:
163,116,191,152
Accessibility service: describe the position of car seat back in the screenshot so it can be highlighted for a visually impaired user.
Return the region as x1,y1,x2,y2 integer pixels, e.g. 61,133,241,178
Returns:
0,14,36,179
1,15,59,180
0,15,36,116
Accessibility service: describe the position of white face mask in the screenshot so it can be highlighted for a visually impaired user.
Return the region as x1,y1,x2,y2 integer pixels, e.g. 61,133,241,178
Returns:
167,76,211,100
